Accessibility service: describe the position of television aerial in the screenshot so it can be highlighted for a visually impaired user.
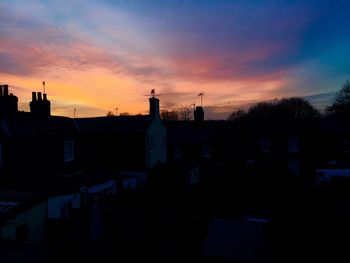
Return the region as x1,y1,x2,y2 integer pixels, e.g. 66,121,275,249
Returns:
198,92,204,107
143,89,162,98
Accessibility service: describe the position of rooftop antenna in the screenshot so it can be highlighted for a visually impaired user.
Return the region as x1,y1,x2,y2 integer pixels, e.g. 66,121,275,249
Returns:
42,81,46,94
198,92,204,107
143,89,162,98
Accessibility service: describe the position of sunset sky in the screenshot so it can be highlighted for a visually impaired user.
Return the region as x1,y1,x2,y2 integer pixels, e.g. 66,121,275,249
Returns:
1,0,349,119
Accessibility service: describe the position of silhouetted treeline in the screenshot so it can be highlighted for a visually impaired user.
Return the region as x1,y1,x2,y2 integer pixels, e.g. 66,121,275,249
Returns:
326,80,350,118
228,97,320,122
228,81,350,122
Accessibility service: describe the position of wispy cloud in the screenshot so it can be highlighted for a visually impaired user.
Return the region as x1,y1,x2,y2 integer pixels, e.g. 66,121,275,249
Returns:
0,0,349,117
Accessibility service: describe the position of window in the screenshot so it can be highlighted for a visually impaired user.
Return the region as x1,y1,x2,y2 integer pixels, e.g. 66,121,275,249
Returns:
0,143,3,167
246,159,256,165
260,137,271,153
203,143,212,158
16,223,29,242
345,137,350,153
288,136,299,153
289,160,300,176
64,140,74,162
328,160,338,167
174,145,182,159
186,173,199,185
162,136,167,148
150,137,156,152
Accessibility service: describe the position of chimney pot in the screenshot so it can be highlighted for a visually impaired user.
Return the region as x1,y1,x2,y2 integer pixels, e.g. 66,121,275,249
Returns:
3,85,9,96
32,92,37,101
149,97,160,118
0,85,3,96
43,93,47,100
38,92,42,101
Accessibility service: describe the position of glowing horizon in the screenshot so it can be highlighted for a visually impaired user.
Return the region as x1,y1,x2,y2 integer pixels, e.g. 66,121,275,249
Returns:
1,0,349,119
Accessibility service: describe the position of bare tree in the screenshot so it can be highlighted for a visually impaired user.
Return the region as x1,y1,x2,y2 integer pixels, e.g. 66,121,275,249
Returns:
227,97,319,121
176,105,192,121
161,110,179,121
227,109,247,121
326,80,350,117
161,105,192,121
106,111,115,117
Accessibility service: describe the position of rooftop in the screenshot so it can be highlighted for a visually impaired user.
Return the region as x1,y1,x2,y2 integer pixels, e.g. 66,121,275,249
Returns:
0,190,42,223
74,115,153,134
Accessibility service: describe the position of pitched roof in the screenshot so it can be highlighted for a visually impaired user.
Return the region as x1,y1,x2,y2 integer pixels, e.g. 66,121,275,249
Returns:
164,121,222,144
74,115,153,134
1,112,77,137
318,117,350,134
0,190,43,223
0,169,118,197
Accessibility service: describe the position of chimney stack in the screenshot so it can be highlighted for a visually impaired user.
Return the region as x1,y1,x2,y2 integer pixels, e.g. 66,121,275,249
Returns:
149,97,160,118
3,85,9,96
30,91,51,119
194,106,204,122
0,84,18,118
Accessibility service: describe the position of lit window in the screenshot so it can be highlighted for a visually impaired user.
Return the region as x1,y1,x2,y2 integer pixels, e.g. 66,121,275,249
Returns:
345,137,350,153
260,137,271,153
64,140,74,162
289,160,300,176
288,136,299,153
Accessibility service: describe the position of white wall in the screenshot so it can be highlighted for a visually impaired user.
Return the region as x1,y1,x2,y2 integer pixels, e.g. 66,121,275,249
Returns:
47,193,81,219
85,180,117,194
146,117,167,168
0,202,46,244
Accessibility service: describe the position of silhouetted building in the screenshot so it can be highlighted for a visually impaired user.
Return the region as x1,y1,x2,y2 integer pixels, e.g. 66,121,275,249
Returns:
29,91,51,119
149,162,200,191
194,106,204,122
75,96,167,170
149,96,160,119
0,85,18,118
0,190,46,244
165,121,222,163
316,117,350,170
0,112,77,174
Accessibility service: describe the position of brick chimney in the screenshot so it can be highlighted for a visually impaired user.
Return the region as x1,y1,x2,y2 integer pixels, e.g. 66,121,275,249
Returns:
149,97,160,118
30,91,51,118
0,84,18,118
194,106,204,122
